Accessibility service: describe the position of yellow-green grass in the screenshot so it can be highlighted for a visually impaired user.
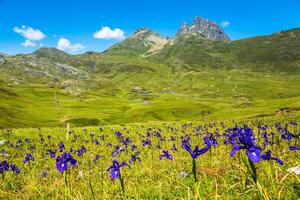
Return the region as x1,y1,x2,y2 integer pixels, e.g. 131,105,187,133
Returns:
1,68,300,129
0,120,299,199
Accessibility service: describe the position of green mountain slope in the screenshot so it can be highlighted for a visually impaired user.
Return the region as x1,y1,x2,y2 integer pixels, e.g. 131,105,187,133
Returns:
106,28,168,56
1,27,300,128
33,47,71,60
154,28,300,72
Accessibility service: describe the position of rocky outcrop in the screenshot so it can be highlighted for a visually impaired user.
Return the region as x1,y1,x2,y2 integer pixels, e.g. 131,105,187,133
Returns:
176,16,230,41
176,22,190,36
1,54,89,82
108,28,169,56
0,53,8,65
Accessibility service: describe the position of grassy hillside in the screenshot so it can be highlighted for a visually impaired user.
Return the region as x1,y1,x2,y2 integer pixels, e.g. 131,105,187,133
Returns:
1,28,300,128
154,28,300,72
0,65,300,128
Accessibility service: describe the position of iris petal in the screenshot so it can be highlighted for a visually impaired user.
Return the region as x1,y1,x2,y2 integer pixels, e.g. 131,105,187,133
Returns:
247,148,261,162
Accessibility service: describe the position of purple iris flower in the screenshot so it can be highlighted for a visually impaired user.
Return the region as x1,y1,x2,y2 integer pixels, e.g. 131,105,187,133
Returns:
229,127,283,164
247,147,262,162
30,146,36,151
203,135,218,147
171,144,178,151
107,143,112,147
0,161,20,174
159,150,173,161
131,145,137,151
228,127,261,162
56,152,77,172
23,153,34,164
0,161,9,173
16,139,23,146
94,139,99,145
9,164,20,174
182,139,209,159
129,151,141,164
281,128,299,141
90,133,95,138
263,133,269,147
289,146,300,151
146,132,151,137
112,145,125,157
261,150,283,165
142,138,152,147
93,154,103,164
58,142,65,152
115,131,123,139
107,160,129,181
75,146,87,156
122,137,132,147
47,149,56,158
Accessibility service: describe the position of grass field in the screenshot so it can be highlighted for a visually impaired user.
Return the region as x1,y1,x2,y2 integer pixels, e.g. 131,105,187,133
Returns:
1,67,300,129
0,120,299,199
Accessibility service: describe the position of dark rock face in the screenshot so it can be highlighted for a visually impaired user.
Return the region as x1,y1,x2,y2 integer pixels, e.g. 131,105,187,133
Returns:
176,16,230,41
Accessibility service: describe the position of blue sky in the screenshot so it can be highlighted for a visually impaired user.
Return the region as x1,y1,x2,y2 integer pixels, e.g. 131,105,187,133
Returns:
1,0,300,55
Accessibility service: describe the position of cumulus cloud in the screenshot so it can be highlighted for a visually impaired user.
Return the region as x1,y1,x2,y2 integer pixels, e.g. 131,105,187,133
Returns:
221,21,230,28
57,38,84,52
93,26,125,40
13,25,46,41
21,39,36,47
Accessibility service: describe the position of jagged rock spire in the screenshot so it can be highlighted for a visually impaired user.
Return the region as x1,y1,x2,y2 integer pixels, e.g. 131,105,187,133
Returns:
176,21,190,36
176,16,230,41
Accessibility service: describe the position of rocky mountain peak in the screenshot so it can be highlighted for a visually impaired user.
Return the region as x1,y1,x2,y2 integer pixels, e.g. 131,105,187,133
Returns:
176,16,230,41
107,27,168,56
136,27,151,33
176,22,190,36
130,27,160,39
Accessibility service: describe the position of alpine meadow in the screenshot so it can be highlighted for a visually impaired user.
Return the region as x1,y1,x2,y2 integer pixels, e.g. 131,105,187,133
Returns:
0,1,299,199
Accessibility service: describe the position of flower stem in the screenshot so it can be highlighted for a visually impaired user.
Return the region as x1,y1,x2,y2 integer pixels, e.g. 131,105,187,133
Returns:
64,170,68,186
248,157,257,184
119,172,125,194
89,178,95,199
192,158,197,183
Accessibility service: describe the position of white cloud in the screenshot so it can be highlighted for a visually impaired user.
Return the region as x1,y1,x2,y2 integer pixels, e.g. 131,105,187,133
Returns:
21,39,36,47
93,26,125,40
57,38,84,52
221,21,230,28
13,25,46,41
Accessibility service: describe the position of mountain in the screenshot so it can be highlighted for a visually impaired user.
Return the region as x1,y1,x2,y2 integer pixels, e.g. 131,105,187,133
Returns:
33,47,71,61
176,16,230,41
0,50,88,85
106,28,168,56
106,17,229,57
155,28,300,72
1,18,300,128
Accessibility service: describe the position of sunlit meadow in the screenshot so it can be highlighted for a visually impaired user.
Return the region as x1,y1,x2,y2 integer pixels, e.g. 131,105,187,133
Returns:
0,120,299,199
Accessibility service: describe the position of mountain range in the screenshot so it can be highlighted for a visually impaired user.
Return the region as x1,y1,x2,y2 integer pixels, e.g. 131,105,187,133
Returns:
1,16,300,128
